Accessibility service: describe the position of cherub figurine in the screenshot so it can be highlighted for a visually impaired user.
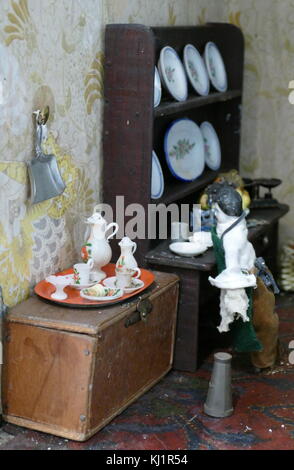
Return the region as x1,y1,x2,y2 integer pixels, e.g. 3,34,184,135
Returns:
207,182,280,371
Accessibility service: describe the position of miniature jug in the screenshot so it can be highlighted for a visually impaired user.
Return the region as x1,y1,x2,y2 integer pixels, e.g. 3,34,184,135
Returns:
116,237,138,270
81,209,119,282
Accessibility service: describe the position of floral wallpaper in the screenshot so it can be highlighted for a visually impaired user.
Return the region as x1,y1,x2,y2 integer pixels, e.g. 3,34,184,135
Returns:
0,0,293,308
187,0,294,245
0,0,104,307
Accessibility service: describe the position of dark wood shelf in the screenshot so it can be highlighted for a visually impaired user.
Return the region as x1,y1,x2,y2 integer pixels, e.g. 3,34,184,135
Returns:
154,90,242,118
151,169,218,205
145,204,290,272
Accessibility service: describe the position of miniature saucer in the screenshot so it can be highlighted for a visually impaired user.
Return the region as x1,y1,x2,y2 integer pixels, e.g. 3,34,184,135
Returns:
204,42,228,92
103,276,145,293
80,288,123,302
169,242,207,257
66,274,98,290
183,44,210,96
158,46,188,102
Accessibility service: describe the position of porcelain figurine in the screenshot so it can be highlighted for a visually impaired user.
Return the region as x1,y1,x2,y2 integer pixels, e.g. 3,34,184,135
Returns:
81,209,119,282
207,182,280,371
116,237,138,270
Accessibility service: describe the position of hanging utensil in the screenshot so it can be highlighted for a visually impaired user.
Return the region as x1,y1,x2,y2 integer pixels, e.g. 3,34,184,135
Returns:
28,107,66,205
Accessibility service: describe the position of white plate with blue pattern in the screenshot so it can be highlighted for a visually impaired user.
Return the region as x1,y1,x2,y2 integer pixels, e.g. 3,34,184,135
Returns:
154,66,162,107
158,46,188,102
200,121,221,171
151,150,164,199
164,118,205,182
204,42,228,93
183,44,210,96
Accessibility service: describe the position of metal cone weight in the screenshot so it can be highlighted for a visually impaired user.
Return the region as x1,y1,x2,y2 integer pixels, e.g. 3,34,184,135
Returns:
204,352,234,418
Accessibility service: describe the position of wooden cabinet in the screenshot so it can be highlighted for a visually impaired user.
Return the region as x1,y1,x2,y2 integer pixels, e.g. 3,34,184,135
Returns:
103,23,244,265
103,23,289,371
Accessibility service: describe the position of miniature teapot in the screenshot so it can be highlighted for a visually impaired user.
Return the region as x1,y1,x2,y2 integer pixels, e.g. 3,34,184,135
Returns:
81,209,119,282
116,237,138,270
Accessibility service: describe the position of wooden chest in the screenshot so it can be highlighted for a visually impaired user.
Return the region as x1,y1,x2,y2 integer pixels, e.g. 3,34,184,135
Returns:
2,271,179,441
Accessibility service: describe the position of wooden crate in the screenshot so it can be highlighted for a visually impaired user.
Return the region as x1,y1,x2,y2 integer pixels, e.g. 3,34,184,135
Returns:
2,271,179,441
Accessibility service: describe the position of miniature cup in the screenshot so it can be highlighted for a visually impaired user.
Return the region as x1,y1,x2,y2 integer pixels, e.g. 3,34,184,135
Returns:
73,259,94,285
115,266,141,289
171,222,190,242
46,275,72,301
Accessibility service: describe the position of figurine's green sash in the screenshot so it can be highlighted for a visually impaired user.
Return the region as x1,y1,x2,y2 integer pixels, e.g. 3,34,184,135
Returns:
211,226,262,352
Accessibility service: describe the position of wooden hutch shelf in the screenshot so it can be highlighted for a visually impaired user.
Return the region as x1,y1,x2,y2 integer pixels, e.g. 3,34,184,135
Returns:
152,169,218,205
103,23,289,372
154,89,242,117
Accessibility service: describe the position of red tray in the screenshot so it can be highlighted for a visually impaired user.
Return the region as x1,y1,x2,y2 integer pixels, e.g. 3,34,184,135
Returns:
34,264,155,308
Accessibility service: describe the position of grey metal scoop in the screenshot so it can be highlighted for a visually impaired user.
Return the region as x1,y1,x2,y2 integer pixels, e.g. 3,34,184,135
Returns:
28,107,66,204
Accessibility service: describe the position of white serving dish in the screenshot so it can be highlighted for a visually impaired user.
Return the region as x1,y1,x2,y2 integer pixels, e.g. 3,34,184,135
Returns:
204,42,228,93
154,66,162,107
103,276,144,294
200,121,221,171
183,44,210,96
80,288,123,302
169,242,208,257
164,118,205,182
151,150,164,199
158,46,188,102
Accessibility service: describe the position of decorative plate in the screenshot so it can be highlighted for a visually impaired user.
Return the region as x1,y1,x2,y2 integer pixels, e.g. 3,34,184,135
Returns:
164,118,205,182
80,288,123,302
204,42,228,93
103,276,145,294
154,66,162,107
34,264,155,308
200,121,221,170
183,44,210,96
157,46,188,102
151,150,164,199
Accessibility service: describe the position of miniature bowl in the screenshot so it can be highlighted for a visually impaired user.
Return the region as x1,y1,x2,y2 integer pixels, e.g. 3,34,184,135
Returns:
169,242,207,257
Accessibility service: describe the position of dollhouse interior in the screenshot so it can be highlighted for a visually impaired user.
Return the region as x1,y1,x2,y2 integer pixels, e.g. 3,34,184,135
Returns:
0,0,293,452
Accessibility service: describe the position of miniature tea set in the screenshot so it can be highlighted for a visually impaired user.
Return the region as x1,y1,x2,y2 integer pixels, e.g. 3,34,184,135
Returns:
42,208,146,304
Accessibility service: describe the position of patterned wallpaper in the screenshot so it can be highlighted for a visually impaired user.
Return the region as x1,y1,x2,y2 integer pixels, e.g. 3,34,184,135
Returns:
187,0,294,247
0,0,104,306
0,0,293,307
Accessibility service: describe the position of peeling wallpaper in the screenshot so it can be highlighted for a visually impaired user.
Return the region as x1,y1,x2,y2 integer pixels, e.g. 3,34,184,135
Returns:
0,0,293,307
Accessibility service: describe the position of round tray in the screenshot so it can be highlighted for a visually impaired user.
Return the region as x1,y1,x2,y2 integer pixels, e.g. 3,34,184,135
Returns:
34,264,155,308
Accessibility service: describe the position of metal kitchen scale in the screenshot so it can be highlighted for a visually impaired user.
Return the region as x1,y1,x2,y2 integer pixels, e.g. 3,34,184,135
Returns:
243,178,282,209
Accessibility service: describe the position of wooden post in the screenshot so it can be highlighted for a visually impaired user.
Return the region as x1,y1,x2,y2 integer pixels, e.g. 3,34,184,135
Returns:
0,287,7,426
